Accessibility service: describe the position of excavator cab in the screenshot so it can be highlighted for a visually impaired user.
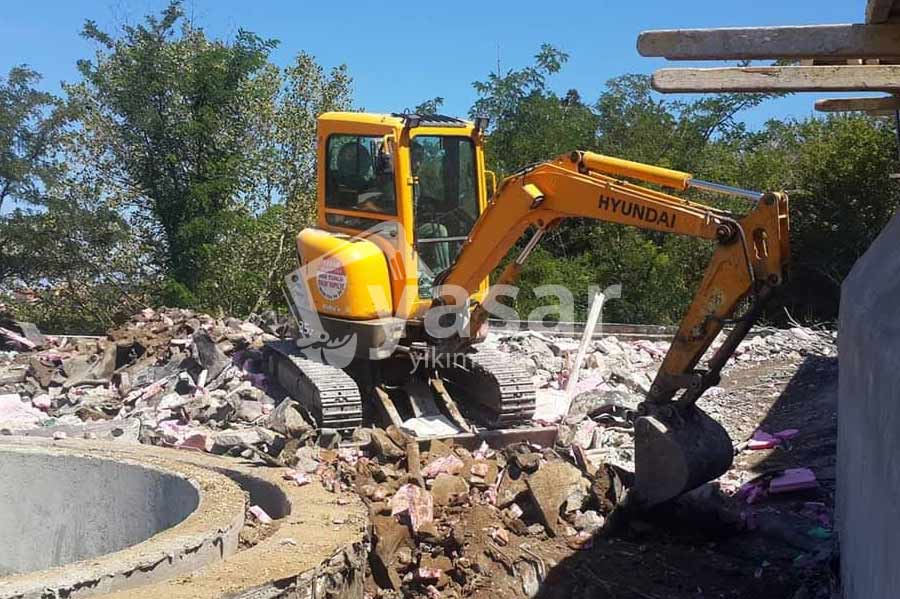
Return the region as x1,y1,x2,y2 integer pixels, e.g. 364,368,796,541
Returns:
292,113,491,343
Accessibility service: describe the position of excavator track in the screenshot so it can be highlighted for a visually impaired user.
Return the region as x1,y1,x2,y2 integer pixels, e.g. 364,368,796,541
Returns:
438,347,536,428
264,340,363,433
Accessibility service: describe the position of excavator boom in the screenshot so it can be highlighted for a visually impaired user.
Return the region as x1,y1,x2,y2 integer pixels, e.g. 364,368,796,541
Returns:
434,150,790,505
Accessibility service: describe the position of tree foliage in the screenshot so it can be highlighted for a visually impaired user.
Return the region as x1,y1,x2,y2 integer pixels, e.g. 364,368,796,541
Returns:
2,2,351,330
472,46,899,324
0,66,67,212
2,20,897,331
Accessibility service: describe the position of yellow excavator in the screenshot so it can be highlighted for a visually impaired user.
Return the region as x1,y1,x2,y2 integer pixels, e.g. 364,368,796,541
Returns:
268,111,789,506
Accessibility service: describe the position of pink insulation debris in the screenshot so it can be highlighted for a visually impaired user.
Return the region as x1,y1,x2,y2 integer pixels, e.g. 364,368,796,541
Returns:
747,430,780,450
769,468,817,494
390,484,434,532
421,454,465,478
249,505,273,524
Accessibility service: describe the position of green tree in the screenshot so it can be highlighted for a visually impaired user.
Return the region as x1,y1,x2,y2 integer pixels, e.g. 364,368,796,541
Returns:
73,1,278,297
70,2,352,317
0,66,67,213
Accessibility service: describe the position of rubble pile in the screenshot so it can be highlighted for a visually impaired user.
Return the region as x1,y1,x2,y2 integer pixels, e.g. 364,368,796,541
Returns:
0,308,306,456
489,325,837,471
0,311,839,597
495,326,837,404
346,428,628,598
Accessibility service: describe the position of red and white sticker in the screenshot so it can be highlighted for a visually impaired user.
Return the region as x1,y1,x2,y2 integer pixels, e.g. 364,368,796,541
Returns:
316,258,347,300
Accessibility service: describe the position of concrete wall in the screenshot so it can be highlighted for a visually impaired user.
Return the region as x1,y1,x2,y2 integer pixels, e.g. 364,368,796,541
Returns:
838,210,900,599
0,448,198,576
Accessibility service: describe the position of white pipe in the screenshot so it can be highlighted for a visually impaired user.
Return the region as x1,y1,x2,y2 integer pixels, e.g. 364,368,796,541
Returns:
562,291,607,415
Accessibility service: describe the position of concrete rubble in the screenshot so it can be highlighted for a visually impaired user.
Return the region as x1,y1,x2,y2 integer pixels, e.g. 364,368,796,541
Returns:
0,308,840,598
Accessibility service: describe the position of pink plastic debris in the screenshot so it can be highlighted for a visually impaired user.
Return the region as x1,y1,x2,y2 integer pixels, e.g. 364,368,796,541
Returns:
773,428,800,441
390,484,434,532
31,394,51,411
769,468,817,494
747,429,780,450
249,505,273,524
736,480,767,504
417,567,442,581
421,454,465,478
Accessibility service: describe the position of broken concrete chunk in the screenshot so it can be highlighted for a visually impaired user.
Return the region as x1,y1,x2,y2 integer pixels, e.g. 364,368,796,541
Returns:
573,509,605,534
371,514,413,590
431,474,469,506
213,428,262,448
265,399,310,437
369,427,406,460
192,330,229,379
610,367,652,394
525,460,586,537
512,451,541,473
293,446,321,474
497,472,528,508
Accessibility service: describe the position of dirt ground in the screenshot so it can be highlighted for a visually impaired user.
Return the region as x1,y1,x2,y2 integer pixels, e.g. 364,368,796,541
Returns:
384,352,840,599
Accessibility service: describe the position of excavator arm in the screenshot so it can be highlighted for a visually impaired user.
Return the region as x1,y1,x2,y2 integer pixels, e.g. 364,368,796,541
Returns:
433,150,790,505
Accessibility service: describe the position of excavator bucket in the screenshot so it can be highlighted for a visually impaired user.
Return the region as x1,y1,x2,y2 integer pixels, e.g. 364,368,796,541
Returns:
632,405,734,507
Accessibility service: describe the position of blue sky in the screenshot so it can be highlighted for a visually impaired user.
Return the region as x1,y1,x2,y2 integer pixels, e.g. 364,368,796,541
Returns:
0,0,868,128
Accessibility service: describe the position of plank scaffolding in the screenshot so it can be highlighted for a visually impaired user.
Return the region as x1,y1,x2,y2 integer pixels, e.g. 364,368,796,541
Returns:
639,0,900,111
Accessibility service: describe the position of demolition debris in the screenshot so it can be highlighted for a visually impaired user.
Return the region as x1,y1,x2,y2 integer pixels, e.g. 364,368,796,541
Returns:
0,309,839,598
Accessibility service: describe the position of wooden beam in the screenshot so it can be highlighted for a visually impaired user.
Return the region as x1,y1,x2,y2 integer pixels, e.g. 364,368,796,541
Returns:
866,0,898,24
863,109,899,116
815,96,900,112
799,59,864,66
652,66,900,93
637,24,900,60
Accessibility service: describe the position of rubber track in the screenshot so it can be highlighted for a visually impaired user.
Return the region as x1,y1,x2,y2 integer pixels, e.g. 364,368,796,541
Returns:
438,347,536,428
265,341,362,433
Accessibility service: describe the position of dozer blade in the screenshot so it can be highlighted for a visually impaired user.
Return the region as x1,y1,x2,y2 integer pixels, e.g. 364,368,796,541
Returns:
632,405,733,507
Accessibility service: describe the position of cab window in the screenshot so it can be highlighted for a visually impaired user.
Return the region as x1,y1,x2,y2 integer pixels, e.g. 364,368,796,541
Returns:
411,135,479,297
325,135,396,216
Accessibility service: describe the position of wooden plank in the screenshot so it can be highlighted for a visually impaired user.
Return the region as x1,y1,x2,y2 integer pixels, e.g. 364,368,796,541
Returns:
800,59,864,66
638,24,900,60
864,109,900,116
652,66,900,93
815,96,900,112
867,0,897,24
